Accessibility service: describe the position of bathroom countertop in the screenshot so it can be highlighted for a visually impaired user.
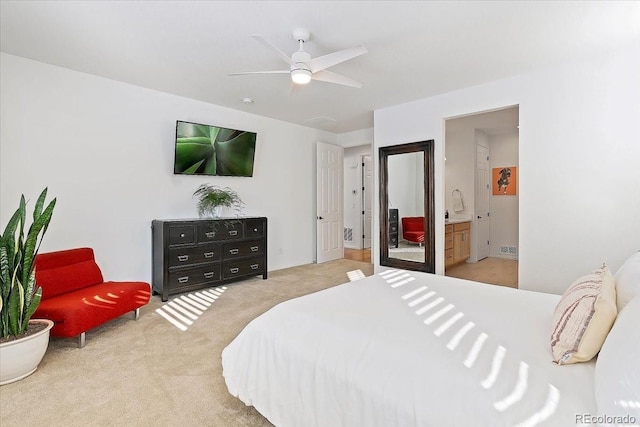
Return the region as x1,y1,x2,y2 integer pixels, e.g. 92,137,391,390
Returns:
445,218,471,224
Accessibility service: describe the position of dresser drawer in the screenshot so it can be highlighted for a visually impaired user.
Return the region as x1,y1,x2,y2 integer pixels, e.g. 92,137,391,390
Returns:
390,236,398,247
389,209,398,221
222,258,265,280
168,224,195,246
445,234,454,250
389,223,398,233
198,221,244,241
223,239,265,259
454,222,470,232
245,219,265,238
168,264,221,289
168,243,221,268
445,248,454,265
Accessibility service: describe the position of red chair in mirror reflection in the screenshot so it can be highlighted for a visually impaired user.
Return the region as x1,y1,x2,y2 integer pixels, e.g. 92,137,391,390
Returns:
34,247,151,348
401,217,425,247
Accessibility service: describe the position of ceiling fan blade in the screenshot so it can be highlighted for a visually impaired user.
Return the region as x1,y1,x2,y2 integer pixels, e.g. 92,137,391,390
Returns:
289,82,300,96
229,70,290,76
311,70,364,88
251,35,293,66
309,46,367,73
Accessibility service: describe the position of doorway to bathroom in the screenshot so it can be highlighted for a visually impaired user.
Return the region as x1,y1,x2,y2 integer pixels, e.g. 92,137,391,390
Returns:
444,105,519,287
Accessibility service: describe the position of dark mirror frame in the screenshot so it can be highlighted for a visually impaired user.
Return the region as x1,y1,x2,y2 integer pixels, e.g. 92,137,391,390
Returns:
379,140,435,273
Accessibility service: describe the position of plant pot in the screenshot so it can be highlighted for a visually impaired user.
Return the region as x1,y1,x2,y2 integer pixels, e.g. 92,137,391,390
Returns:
0,319,54,385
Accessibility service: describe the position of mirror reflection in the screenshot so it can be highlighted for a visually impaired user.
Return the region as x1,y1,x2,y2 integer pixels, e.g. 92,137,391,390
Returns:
387,152,425,262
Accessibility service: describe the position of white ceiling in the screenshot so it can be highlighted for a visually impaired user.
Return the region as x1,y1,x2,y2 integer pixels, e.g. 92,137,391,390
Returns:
1,1,639,134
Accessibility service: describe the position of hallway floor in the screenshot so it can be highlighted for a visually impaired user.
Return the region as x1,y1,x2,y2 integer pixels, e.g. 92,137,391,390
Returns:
344,248,372,263
345,249,518,289
446,257,518,288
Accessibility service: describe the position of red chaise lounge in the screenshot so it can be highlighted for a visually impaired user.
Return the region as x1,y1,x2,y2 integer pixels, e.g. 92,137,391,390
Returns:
401,217,425,246
34,247,151,348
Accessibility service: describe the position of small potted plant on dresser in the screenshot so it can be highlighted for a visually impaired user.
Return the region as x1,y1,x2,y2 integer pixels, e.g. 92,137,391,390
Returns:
0,188,56,385
193,184,244,218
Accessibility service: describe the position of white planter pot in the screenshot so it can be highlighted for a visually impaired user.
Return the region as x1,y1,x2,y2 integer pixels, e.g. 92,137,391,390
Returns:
0,319,54,386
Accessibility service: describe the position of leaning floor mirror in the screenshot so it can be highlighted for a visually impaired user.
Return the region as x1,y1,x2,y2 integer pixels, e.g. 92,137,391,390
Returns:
379,140,435,273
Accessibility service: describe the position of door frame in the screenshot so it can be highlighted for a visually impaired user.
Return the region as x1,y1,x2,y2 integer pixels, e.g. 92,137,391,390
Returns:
362,154,373,250
475,142,490,261
443,105,519,278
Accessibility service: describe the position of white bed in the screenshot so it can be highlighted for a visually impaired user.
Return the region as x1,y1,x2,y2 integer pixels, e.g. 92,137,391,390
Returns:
222,262,640,427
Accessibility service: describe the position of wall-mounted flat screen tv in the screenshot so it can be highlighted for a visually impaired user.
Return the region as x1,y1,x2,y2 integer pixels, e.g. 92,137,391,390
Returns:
174,120,256,177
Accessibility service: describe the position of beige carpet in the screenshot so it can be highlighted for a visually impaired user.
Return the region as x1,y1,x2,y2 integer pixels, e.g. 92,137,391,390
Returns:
0,259,373,427
388,241,425,262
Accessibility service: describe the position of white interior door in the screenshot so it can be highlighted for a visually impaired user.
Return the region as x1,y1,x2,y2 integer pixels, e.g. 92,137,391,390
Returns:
476,144,490,260
316,141,344,263
362,155,373,249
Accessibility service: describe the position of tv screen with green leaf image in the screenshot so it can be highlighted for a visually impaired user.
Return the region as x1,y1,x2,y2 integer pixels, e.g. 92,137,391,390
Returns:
174,120,256,177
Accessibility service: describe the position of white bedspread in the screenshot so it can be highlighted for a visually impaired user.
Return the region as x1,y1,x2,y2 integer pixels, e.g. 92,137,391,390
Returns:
222,270,597,426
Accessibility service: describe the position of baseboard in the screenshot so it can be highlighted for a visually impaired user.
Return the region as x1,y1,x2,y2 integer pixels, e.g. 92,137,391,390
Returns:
490,253,519,261
344,244,361,250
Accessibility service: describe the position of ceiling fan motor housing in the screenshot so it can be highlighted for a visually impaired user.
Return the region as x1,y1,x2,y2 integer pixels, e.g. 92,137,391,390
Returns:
291,49,312,84
291,50,311,72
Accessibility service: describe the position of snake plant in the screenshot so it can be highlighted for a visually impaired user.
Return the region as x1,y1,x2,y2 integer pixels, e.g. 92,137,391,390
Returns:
0,188,56,339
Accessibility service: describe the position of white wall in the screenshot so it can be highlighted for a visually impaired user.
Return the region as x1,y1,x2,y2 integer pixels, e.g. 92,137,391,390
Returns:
489,131,519,259
343,144,372,249
374,44,640,294
444,127,475,219
0,53,337,282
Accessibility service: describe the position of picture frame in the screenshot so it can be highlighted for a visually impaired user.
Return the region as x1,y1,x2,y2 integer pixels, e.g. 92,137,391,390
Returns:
492,166,517,195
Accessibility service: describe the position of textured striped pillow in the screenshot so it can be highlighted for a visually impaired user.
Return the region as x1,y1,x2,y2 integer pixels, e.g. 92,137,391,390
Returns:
550,265,617,365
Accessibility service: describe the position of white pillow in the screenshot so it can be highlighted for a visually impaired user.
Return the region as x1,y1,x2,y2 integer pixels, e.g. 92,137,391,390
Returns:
615,251,640,312
550,265,617,364
595,295,640,424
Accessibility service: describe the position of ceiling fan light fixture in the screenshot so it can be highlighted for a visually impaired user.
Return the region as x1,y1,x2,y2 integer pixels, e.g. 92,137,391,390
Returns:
291,68,312,85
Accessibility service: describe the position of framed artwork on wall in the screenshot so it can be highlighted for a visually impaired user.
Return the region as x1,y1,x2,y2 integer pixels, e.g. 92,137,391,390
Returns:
492,166,517,195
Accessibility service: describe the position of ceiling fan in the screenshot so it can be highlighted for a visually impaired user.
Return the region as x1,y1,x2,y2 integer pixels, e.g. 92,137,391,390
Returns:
230,29,367,88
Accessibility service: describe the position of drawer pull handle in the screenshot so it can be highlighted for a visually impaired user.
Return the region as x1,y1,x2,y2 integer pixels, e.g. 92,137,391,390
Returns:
204,252,214,258
229,230,238,236
178,276,189,284
177,255,189,262
251,246,259,252
230,267,239,274
229,248,239,255
204,272,214,279
253,228,258,232
205,232,215,238
250,264,259,270
180,233,186,238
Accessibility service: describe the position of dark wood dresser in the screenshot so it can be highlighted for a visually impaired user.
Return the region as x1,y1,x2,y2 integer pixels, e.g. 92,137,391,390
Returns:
152,217,267,301
389,209,399,248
